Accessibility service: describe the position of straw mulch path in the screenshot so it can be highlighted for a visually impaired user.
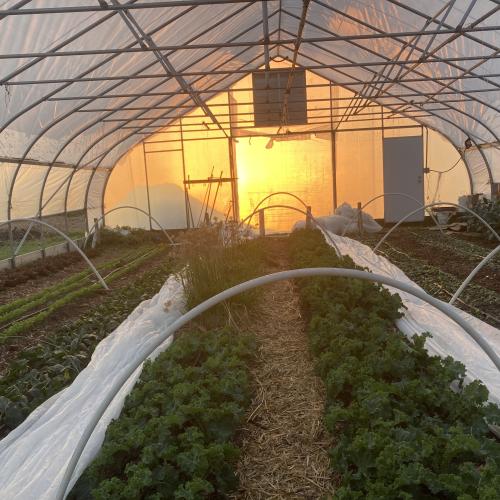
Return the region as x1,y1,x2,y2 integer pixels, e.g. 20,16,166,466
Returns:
233,276,337,499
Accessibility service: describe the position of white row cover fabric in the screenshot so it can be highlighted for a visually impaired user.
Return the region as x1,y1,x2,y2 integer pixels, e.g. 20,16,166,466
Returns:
0,274,185,499
0,0,498,224
324,231,500,405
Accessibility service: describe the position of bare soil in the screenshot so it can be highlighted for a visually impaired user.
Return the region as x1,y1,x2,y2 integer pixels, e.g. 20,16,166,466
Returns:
376,228,499,293
356,227,499,327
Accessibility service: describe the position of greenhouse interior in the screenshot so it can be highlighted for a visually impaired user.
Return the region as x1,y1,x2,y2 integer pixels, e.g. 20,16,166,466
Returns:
0,0,499,498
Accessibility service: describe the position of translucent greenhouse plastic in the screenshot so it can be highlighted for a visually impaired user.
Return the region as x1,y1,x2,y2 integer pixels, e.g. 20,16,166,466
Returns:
324,231,500,405
0,275,185,499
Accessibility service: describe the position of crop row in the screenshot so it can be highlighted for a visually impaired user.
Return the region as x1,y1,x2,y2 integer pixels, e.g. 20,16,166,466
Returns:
0,245,164,344
0,250,173,437
69,228,268,498
289,229,500,498
70,328,255,499
0,246,146,324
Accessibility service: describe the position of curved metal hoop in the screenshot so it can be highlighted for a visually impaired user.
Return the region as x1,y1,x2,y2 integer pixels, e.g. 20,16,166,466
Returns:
239,203,341,256
84,206,175,248
374,202,500,253
238,191,309,227
56,266,500,500
239,192,309,231
450,244,500,305
0,218,108,290
340,193,444,237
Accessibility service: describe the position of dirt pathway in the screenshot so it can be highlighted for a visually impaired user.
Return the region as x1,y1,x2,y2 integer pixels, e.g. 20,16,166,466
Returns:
234,276,336,499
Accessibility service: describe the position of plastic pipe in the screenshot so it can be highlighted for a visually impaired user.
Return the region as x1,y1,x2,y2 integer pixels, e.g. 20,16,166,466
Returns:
56,267,500,500
0,218,109,290
340,193,445,237
83,205,175,248
450,244,500,305
239,191,308,231
238,191,308,226
374,201,500,253
239,204,341,256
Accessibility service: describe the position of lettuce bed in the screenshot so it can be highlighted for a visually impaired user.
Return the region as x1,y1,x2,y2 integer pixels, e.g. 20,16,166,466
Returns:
289,229,500,499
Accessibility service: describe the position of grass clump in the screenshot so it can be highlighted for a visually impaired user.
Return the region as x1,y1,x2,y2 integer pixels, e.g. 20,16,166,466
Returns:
176,224,265,322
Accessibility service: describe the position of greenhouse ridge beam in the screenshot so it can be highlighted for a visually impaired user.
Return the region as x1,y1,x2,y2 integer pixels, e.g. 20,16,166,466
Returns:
80,95,477,112
43,73,500,100
0,0,257,16
2,28,499,60
7,58,500,85
118,111,448,130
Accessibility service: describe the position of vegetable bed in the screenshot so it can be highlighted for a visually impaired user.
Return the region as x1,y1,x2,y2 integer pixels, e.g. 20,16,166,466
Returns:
0,245,164,344
70,328,255,499
0,251,173,437
289,229,500,498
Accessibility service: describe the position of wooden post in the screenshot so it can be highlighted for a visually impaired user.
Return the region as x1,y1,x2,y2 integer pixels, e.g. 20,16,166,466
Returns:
258,209,265,237
306,206,312,229
357,202,364,235
91,218,100,249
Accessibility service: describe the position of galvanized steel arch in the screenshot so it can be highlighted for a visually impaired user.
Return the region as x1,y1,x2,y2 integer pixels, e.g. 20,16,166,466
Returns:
1,0,498,224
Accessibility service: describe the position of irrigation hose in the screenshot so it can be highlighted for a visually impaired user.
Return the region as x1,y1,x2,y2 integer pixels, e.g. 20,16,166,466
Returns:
56,267,500,499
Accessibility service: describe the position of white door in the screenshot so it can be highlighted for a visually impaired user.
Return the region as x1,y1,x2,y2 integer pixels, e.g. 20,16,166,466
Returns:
383,136,424,223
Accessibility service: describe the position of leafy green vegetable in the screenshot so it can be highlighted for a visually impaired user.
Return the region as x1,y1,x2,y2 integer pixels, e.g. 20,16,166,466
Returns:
70,328,255,499
289,228,500,498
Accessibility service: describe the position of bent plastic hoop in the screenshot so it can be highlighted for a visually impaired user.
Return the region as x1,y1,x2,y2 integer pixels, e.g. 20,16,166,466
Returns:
84,205,175,247
340,193,445,237
374,201,500,253
239,203,341,256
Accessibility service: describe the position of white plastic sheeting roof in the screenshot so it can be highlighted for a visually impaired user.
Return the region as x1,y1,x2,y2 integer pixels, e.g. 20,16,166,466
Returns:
0,0,499,222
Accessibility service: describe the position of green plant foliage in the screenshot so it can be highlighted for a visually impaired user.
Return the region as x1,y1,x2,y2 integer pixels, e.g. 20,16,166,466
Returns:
463,197,500,240
289,228,500,499
179,225,265,323
0,255,172,437
0,246,163,344
70,328,255,500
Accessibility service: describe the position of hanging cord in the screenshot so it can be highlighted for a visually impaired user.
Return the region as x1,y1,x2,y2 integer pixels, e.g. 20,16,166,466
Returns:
426,156,463,203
